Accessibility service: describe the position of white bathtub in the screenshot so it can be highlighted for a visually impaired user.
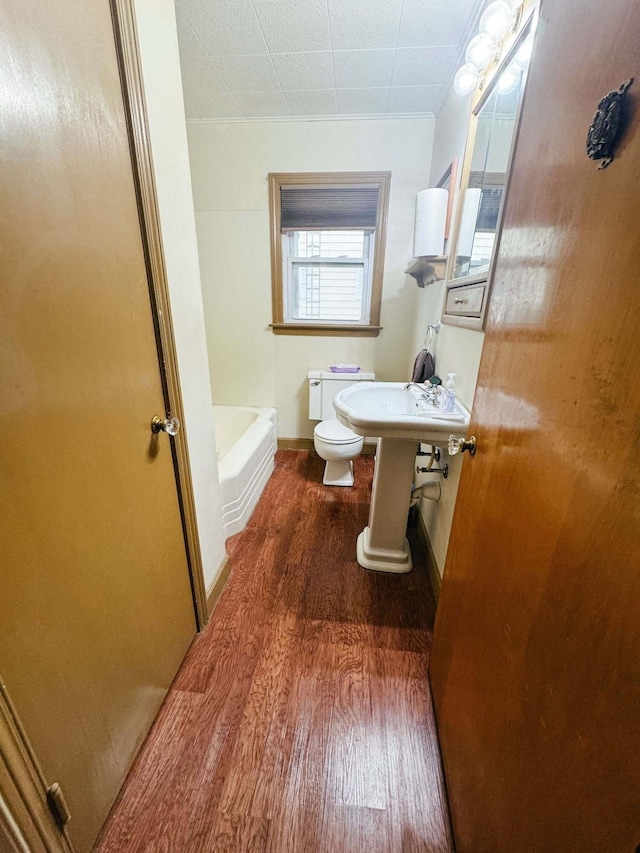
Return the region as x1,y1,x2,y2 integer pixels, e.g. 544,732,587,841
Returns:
213,405,277,538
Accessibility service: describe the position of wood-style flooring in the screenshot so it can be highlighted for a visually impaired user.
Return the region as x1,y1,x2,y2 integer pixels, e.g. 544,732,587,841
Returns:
96,451,453,852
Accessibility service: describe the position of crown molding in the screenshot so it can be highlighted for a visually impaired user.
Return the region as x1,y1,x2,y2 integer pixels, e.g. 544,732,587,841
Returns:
186,112,436,126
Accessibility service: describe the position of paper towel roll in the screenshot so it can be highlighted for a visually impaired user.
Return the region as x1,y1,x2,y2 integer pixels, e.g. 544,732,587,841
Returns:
457,188,482,258
413,188,448,258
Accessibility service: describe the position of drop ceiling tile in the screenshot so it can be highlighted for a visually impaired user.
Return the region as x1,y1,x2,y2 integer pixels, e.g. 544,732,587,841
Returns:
175,6,230,95
179,0,268,56
391,46,458,87
234,91,290,117
183,89,243,120
328,0,404,50
333,49,395,89
272,52,335,91
254,0,331,53
387,85,442,113
398,0,478,48
336,87,389,115
217,55,281,91
285,90,337,116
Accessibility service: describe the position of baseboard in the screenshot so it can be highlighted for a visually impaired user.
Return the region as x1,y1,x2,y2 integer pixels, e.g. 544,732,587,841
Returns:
277,438,315,451
277,437,377,456
205,556,231,619
415,511,442,602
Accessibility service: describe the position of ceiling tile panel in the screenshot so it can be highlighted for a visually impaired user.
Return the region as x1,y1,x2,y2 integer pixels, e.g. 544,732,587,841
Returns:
272,52,335,91
397,0,479,48
333,49,395,89
328,0,404,50
254,0,331,53
391,46,458,87
336,87,390,115
387,85,442,114
285,90,338,116
217,54,282,91
234,90,290,116
183,91,243,119
179,0,268,56
175,6,231,96
176,0,481,118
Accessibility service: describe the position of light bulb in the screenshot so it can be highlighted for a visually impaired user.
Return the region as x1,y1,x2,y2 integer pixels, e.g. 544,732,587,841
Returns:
497,67,520,95
479,0,513,42
453,64,479,96
513,35,533,70
465,33,494,71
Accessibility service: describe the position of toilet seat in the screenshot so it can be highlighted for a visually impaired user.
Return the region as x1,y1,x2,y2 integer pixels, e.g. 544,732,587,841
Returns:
314,420,361,444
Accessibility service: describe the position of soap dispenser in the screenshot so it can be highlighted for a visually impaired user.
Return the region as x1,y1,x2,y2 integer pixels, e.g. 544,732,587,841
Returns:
442,372,457,414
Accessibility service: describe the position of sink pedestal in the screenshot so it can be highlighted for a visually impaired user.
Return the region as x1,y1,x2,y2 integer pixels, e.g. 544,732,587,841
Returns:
357,438,417,574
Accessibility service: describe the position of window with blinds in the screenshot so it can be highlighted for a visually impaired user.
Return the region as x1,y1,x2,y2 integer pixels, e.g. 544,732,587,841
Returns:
269,173,391,336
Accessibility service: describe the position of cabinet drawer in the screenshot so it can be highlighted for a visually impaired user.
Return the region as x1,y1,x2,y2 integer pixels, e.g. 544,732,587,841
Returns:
445,283,486,317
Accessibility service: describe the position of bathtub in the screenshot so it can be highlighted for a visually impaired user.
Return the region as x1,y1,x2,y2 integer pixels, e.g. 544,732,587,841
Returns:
213,405,277,538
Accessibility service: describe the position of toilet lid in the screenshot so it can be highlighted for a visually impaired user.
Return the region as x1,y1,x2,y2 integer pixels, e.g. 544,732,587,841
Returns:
314,420,361,444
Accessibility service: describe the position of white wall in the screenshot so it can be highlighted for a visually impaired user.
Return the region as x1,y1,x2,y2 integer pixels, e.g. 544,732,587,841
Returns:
134,0,227,592
409,87,486,578
187,117,435,439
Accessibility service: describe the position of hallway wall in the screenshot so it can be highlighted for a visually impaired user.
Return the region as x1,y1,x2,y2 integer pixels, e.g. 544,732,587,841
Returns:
187,117,434,439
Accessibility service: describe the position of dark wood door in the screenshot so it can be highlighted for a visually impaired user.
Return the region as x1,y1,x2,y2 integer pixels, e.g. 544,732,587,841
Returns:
430,0,640,850
0,2,196,850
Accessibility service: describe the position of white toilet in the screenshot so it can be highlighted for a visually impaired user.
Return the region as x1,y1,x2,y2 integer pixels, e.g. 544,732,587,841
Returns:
308,370,375,486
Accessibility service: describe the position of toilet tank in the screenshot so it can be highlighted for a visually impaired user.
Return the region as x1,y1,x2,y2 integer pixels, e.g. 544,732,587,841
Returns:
308,370,375,420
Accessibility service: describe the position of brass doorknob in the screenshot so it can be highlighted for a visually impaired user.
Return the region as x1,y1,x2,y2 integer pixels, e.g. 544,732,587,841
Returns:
448,434,477,456
151,415,180,436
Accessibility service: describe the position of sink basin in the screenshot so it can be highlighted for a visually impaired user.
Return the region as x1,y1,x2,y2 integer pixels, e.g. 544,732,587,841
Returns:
334,381,470,444
333,381,472,574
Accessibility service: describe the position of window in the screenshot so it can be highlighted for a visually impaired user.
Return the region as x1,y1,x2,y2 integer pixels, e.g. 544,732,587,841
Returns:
269,173,391,336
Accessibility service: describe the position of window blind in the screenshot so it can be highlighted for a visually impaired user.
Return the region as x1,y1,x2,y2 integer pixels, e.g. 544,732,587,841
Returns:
280,186,379,231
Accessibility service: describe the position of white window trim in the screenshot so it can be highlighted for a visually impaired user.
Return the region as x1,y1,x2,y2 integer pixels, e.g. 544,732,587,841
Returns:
282,232,374,326
268,172,391,338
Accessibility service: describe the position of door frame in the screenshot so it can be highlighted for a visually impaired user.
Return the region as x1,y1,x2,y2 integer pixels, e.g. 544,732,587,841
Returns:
0,683,74,853
0,2,208,846
110,0,209,630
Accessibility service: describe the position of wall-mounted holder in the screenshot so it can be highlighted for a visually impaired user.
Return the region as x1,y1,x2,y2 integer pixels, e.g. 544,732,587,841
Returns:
405,256,448,288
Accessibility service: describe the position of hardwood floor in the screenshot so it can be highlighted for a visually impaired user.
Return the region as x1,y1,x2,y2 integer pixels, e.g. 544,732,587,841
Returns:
96,451,453,852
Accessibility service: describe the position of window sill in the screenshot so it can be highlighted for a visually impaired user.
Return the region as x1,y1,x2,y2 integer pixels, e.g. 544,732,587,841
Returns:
270,323,382,337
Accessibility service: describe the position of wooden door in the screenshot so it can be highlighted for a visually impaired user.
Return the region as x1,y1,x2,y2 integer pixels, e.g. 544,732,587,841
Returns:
430,0,640,850
0,2,196,851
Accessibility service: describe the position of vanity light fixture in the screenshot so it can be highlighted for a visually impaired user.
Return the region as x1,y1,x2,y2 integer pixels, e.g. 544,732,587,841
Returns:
465,33,495,71
454,63,481,96
496,67,520,94
453,0,525,95
479,1,513,42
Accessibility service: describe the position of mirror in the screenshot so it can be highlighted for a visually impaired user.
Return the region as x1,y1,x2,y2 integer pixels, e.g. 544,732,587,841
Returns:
451,24,535,282
436,157,458,246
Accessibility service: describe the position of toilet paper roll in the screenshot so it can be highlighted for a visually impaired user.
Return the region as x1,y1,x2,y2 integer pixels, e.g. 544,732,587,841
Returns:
413,188,448,258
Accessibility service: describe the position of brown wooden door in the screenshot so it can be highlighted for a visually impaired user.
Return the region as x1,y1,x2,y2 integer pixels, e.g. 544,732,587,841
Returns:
430,1,640,851
0,2,196,851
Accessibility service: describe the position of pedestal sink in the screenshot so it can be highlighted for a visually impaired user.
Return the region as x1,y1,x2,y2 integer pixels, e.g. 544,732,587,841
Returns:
334,382,471,574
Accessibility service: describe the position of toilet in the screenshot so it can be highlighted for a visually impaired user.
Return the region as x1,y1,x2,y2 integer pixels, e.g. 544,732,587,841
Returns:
308,370,375,486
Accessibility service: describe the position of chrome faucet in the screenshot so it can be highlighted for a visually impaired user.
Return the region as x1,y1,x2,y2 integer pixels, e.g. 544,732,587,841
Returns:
404,381,440,405
404,381,427,393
